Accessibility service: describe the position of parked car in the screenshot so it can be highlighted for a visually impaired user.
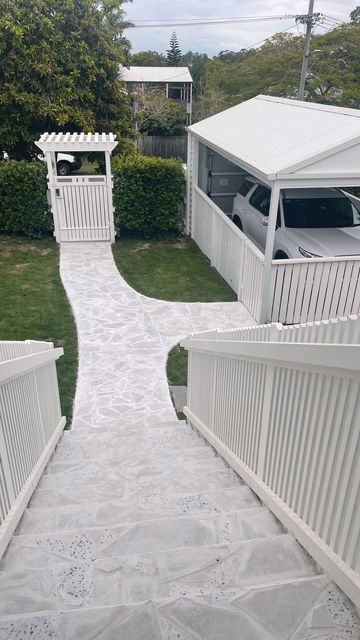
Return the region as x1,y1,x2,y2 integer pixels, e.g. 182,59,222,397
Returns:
56,153,82,176
230,176,360,258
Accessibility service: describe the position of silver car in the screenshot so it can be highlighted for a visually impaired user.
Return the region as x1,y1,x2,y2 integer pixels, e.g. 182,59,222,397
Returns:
231,177,360,259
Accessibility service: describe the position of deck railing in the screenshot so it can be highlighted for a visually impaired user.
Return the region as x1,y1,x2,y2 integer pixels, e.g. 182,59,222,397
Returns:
192,186,360,324
0,341,65,557
182,315,360,606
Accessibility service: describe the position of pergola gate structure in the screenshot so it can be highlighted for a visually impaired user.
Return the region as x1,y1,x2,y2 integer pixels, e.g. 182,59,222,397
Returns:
36,132,118,243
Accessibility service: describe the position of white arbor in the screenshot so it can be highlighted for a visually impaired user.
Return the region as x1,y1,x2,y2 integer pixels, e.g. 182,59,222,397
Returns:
36,132,118,243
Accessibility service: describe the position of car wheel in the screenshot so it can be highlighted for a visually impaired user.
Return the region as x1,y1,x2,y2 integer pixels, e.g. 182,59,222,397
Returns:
57,161,71,176
233,215,243,231
274,251,289,260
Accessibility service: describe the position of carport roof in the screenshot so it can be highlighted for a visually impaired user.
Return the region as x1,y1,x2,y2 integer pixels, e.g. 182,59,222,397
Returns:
188,95,360,183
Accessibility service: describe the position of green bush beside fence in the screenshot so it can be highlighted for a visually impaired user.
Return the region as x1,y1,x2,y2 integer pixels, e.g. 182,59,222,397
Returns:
0,160,52,237
112,155,185,236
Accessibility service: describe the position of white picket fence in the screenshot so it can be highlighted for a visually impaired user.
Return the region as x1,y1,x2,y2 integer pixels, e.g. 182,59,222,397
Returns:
181,314,360,606
192,186,360,324
0,341,65,557
193,186,264,319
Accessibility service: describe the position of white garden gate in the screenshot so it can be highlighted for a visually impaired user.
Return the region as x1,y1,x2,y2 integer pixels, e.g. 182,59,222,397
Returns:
36,132,118,243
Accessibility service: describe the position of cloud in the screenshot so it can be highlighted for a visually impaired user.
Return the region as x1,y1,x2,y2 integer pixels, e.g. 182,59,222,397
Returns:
125,0,355,56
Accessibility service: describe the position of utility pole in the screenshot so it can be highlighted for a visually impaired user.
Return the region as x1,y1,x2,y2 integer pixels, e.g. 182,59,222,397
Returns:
298,0,315,100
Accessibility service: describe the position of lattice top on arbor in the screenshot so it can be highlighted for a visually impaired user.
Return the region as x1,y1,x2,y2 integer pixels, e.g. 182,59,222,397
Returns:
36,132,118,153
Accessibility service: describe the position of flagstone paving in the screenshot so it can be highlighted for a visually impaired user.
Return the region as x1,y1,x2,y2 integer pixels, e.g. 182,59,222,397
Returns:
0,242,358,639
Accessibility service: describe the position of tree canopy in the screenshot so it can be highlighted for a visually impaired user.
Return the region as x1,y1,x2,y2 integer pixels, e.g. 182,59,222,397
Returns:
0,0,133,159
134,90,186,136
166,32,182,66
131,50,167,66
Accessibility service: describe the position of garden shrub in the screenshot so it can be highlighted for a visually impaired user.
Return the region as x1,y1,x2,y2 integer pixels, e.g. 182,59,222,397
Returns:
0,160,52,237
112,155,185,236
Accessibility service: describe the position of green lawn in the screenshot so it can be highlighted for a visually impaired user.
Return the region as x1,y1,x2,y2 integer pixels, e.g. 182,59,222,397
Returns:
112,235,236,386
112,235,236,302
0,236,77,423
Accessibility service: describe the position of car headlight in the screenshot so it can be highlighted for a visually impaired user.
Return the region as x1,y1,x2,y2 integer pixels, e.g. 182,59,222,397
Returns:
298,246,321,258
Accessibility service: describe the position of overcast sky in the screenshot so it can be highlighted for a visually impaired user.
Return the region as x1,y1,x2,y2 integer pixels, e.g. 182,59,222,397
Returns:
124,0,356,57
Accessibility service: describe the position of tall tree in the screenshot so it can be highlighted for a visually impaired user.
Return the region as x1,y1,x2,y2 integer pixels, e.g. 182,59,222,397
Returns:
350,5,360,23
0,0,133,159
166,32,182,66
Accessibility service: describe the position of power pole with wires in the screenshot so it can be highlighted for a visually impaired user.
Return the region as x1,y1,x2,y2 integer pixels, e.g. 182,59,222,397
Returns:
297,0,317,100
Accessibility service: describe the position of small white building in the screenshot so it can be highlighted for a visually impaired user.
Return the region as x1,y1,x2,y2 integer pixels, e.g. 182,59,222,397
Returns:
121,66,193,124
186,95,360,324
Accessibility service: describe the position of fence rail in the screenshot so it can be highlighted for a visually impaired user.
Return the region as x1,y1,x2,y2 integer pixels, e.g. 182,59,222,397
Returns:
0,341,65,558
138,135,187,161
191,186,360,324
182,314,360,606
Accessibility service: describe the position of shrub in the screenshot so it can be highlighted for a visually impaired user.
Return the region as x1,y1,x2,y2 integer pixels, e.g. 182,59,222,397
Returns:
0,160,52,237
112,155,185,236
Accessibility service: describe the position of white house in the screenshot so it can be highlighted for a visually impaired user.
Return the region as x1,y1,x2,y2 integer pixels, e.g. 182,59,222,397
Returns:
120,65,193,124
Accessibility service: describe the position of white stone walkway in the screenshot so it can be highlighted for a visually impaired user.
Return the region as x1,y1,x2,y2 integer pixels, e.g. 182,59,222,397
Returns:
0,242,359,639
59,242,255,430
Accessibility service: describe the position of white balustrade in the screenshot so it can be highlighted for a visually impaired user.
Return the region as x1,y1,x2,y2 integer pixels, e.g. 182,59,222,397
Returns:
0,341,65,557
182,314,360,606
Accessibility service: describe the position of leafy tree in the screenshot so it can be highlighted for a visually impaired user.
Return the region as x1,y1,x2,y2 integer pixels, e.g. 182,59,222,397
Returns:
135,89,186,136
166,32,182,66
0,0,133,159
131,50,167,66
350,5,360,23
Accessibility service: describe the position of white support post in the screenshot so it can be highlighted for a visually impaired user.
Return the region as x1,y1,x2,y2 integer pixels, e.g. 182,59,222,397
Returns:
189,83,193,125
259,182,280,324
105,151,116,243
46,151,60,242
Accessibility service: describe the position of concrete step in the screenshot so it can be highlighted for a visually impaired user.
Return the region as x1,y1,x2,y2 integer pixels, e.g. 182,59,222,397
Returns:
0,575,354,640
46,443,217,475
3,508,283,570
0,534,318,616
36,456,231,491
17,486,260,535
30,469,244,508
56,424,203,461
68,419,187,435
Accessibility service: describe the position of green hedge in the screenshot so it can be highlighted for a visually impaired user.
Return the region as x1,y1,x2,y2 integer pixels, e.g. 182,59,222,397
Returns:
112,155,185,236
0,161,52,237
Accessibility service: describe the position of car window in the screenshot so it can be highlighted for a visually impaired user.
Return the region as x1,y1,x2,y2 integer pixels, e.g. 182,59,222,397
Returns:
283,197,360,228
238,178,255,197
249,186,271,216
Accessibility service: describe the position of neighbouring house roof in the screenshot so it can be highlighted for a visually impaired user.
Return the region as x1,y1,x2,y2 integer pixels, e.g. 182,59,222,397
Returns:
120,66,193,84
188,95,360,183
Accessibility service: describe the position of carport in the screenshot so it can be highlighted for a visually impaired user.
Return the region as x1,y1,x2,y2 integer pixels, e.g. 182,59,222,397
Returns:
186,95,360,323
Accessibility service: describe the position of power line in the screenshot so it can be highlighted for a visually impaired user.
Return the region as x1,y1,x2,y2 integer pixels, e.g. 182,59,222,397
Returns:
127,14,300,29
244,24,298,50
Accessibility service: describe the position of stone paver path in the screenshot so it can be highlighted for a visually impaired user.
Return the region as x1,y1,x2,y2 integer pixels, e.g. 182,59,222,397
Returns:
60,242,255,430
0,242,358,639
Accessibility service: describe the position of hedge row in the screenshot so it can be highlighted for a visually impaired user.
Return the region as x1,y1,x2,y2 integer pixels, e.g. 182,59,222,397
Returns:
0,155,185,238
112,155,185,236
0,160,52,237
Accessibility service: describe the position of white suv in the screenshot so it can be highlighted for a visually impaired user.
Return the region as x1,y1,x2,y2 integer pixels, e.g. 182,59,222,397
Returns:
230,177,360,258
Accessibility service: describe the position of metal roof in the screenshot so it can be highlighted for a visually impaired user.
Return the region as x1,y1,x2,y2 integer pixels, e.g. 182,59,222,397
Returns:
35,132,118,153
189,95,360,183
121,66,193,83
